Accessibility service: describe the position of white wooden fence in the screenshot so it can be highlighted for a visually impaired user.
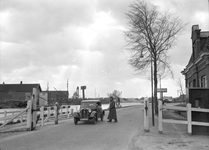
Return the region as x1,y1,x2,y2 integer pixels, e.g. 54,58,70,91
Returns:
38,105,74,126
0,104,78,131
158,101,209,135
0,107,29,129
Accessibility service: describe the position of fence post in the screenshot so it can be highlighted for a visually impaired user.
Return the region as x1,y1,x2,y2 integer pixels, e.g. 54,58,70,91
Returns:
187,103,192,135
60,106,63,117
143,98,149,132
47,107,50,122
4,111,7,124
66,106,69,118
54,105,58,124
158,100,163,134
21,114,23,123
40,106,44,127
27,99,32,131
32,88,38,130
71,108,74,115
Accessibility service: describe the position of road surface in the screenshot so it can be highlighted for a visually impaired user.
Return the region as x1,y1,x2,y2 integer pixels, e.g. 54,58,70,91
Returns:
0,105,143,150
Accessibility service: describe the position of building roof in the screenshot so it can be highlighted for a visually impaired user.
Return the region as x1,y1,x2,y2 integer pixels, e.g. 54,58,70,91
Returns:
81,100,101,103
42,91,68,95
184,25,209,72
0,83,42,92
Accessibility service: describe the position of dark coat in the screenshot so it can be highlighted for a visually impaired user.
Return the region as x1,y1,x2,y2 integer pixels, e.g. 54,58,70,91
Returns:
107,100,117,120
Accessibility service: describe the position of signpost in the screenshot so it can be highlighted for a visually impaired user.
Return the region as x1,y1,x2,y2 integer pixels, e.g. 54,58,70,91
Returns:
157,88,167,103
81,86,86,99
157,88,167,92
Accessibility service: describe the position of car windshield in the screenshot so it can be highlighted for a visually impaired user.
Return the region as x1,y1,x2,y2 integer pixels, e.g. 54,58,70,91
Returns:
81,102,96,109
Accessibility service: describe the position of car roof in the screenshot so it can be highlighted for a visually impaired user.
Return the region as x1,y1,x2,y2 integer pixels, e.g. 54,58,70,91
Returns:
81,100,101,103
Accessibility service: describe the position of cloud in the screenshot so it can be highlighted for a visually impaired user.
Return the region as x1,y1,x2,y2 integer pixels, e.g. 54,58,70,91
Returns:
0,0,208,98
0,0,96,43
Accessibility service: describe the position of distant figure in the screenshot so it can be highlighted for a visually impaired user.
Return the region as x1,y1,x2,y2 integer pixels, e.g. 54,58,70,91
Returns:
55,102,60,114
107,97,117,122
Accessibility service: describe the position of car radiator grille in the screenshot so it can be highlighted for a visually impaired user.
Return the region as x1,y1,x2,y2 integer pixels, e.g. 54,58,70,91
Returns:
81,109,89,118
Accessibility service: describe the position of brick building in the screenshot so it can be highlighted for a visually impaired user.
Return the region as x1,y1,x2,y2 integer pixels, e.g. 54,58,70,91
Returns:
181,25,209,135
42,91,69,105
0,82,42,107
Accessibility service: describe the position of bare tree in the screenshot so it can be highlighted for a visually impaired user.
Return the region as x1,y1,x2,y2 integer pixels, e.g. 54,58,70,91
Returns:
125,0,186,114
107,90,122,98
177,78,186,103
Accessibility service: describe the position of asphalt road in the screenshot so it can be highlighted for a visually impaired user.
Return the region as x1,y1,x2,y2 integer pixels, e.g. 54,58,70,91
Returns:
0,105,143,150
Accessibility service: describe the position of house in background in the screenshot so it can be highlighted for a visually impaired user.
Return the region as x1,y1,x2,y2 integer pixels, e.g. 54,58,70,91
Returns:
0,82,42,107
42,91,69,105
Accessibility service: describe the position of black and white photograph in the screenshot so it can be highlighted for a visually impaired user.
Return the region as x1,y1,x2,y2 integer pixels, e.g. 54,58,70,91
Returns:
0,0,209,149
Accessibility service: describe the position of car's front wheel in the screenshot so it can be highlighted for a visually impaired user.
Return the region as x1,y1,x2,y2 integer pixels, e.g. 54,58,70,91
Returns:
74,117,78,125
92,116,96,124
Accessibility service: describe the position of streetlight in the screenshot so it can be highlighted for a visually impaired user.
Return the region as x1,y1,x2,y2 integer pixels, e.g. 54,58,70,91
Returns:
140,53,155,126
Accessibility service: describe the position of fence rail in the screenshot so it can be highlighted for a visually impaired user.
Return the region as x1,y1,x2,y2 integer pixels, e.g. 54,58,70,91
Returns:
0,107,29,129
0,104,78,131
158,101,209,135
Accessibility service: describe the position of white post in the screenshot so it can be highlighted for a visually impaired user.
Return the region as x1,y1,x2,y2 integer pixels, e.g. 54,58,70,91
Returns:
68,106,71,118
143,98,149,132
60,106,63,117
26,99,32,130
47,107,50,122
21,114,23,123
54,106,58,124
158,100,163,134
66,106,69,118
4,111,7,124
40,106,44,126
32,88,38,130
187,103,192,135
71,108,74,115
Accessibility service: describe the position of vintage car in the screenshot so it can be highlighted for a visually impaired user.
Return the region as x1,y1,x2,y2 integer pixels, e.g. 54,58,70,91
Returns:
73,100,105,125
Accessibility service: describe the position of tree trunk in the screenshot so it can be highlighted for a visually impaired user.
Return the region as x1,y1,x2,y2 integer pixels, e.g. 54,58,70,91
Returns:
153,57,158,115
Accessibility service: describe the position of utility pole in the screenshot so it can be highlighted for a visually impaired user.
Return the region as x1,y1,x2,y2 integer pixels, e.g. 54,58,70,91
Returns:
67,79,69,98
151,58,154,126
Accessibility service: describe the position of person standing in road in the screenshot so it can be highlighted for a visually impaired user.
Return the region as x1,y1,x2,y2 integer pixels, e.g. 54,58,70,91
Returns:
55,102,60,115
107,96,117,122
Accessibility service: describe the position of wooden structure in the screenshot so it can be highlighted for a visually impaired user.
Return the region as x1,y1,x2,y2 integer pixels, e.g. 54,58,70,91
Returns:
0,88,75,131
158,101,209,135
143,98,150,132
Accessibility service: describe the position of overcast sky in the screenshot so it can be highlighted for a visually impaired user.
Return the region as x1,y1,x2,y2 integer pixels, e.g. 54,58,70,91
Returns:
0,0,209,98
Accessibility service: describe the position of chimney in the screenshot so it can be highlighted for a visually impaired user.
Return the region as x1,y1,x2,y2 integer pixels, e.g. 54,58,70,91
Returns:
191,25,201,60
192,25,199,31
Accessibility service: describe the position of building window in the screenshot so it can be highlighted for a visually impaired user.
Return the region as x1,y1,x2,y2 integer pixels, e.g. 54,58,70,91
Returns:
200,75,207,87
195,98,203,108
189,81,193,87
193,79,196,87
